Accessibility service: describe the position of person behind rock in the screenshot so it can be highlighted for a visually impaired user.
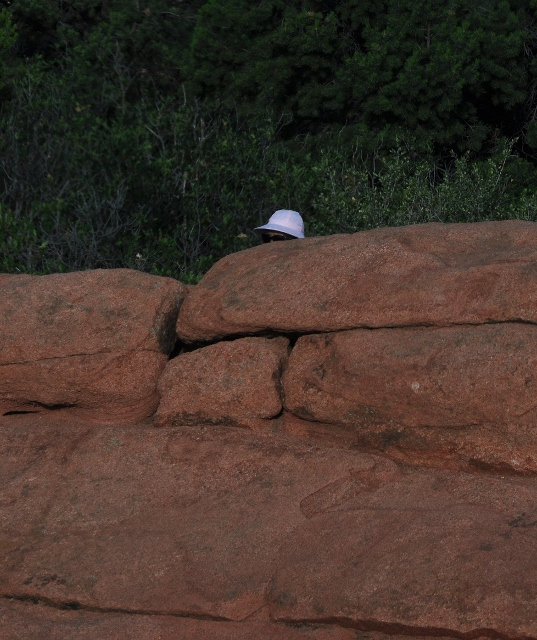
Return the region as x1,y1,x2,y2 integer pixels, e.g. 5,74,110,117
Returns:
254,210,305,243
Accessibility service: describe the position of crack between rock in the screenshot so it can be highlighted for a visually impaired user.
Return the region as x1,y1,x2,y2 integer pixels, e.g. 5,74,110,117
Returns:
10,595,531,640
5,320,532,365
275,615,537,640
308,317,537,333
182,318,537,347
0,594,231,622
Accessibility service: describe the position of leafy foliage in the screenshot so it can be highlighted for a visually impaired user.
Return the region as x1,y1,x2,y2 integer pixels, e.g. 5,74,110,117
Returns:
188,0,532,152
0,8,17,94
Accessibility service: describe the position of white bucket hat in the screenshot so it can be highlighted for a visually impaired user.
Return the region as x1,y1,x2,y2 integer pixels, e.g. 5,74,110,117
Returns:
254,210,305,239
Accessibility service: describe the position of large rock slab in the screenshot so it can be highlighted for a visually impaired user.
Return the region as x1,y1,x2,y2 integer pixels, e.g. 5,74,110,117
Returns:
177,220,537,341
283,323,537,473
3,416,537,637
156,337,289,429
0,416,374,621
270,506,537,634
0,269,185,422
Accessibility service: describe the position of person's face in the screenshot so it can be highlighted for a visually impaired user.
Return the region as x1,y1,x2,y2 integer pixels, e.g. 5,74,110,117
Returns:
261,231,292,243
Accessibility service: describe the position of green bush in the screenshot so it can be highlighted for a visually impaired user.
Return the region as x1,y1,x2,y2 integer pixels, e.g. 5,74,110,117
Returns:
308,138,535,235
2,59,537,283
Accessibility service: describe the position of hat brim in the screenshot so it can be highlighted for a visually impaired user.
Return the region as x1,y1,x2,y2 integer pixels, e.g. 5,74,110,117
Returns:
254,222,304,239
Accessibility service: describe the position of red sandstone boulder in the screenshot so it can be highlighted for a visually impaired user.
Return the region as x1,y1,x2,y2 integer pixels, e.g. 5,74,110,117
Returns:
283,324,537,473
177,220,537,341
3,416,537,637
0,269,185,422
156,337,289,429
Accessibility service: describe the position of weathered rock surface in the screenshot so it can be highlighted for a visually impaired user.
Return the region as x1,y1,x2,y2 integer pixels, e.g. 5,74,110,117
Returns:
282,323,537,473
156,337,289,429
0,269,185,422
177,219,537,341
3,415,537,638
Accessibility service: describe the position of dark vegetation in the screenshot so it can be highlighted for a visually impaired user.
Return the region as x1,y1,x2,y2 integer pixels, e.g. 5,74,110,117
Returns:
3,0,537,280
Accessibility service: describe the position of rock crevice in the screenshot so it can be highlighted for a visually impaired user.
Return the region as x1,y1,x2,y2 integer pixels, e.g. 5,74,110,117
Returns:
3,596,522,640
0,594,231,621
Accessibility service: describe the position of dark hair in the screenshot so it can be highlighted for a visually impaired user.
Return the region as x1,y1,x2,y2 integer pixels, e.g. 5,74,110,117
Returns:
261,232,290,243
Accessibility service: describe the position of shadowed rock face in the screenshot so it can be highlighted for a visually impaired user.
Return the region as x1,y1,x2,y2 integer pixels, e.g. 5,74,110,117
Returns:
177,219,537,342
0,269,186,422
